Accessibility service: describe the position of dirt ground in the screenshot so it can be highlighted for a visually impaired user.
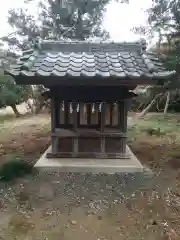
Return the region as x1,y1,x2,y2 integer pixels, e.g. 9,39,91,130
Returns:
0,112,180,239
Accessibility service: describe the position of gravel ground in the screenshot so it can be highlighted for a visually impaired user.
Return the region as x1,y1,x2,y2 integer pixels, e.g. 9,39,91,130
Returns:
0,169,178,240
0,170,157,239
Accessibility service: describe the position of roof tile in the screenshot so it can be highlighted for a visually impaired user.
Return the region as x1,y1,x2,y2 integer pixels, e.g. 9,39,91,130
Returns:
6,40,175,81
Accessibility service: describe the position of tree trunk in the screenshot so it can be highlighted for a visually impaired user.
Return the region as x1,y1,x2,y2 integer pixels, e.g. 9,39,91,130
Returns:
11,104,21,117
164,91,170,114
76,8,84,40
26,99,34,113
138,93,162,118
35,100,47,114
137,102,146,111
35,103,44,114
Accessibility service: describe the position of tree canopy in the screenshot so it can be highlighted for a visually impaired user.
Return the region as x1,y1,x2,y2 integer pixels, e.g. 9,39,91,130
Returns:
3,0,128,51
132,0,180,115
133,0,180,43
0,70,33,116
138,0,180,75
0,0,130,115
0,45,33,116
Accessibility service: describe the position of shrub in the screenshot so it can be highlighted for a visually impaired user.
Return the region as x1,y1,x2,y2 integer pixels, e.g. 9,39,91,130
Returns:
0,158,33,182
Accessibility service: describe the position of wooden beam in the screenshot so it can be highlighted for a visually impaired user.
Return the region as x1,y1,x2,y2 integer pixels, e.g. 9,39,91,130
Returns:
118,100,128,155
52,128,126,137
118,100,128,133
91,103,97,125
98,103,101,129
64,101,69,127
113,103,118,126
100,102,106,156
60,101,64,124
51,96,58,153
16,74,158,87
72,101,78,157
87,103,91,125
54,98,60,127
45,87,136,102
46,152,130,159
58,124,122,129
77,103,80,128
80,103,85,125
110,103,113,126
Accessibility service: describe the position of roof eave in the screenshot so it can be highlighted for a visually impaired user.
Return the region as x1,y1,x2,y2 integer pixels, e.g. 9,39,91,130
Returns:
4,73,172,87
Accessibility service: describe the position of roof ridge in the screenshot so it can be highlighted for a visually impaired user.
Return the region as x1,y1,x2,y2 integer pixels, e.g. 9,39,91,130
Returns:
40,39,146,47
41,39,142,44
40,40,145,53
20,38,147,55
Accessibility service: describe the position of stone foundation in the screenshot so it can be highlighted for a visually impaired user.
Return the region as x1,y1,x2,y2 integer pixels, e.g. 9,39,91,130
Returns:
34,145,143,173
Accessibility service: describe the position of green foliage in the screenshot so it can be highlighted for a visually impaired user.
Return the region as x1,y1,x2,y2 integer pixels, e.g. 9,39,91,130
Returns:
132,0,180,113
3,0,128,50
38,0,110,40
1,0,129,112
148,0,180,34
0,71,32,109
133,0,180,39
0,45,33,112
0,159,33,182
142,127,166,136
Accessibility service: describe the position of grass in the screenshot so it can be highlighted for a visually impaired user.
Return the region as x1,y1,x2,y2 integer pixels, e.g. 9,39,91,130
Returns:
128,113,180,140
0,113,32,135
0,114,18,133
127,113,180,173
0,114,17,123
0,157,34,182
0,112,50,181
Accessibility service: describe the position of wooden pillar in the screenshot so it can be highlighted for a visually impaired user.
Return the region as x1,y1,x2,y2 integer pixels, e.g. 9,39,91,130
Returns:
77,102,80,128
91,103,97,124
60,101,64,124
113,103,118,126
87,103,91,125
100,102,106,157
64,101,69,128
72,101,78,157
79,103,84,125
51,96,58,154
98,102,101,129
110,103,113,126
54,99,60,128
118,100,128,155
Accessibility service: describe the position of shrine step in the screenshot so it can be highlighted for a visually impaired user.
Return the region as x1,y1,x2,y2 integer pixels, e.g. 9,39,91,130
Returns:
34,146,143,173
46,152,130,159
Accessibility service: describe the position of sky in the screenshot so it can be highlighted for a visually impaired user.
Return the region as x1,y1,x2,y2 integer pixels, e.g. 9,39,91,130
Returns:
0,0,153,43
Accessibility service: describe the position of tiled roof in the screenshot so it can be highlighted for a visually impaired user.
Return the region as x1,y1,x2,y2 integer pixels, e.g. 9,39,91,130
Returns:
6,40,175,80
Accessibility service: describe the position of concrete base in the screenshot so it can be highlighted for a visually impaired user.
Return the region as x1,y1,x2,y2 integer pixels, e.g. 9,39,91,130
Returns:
34,146,143,173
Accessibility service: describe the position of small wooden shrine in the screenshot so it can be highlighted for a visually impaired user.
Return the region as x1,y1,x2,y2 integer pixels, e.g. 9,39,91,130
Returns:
5,40,175,164
44,86,135,159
